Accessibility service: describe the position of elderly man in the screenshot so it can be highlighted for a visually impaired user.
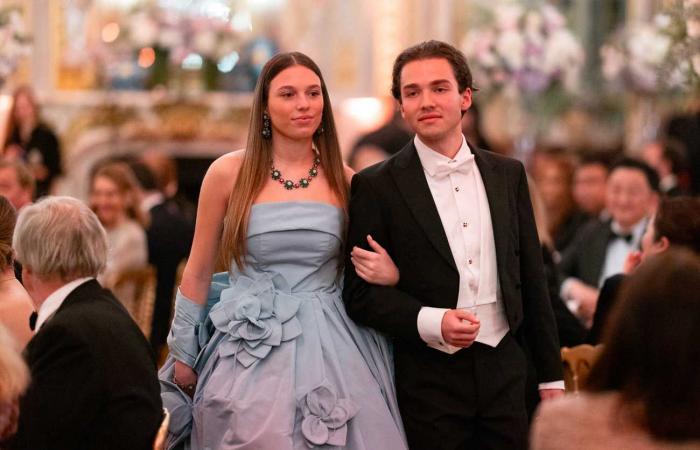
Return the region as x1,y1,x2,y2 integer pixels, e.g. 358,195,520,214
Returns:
9,197,162,450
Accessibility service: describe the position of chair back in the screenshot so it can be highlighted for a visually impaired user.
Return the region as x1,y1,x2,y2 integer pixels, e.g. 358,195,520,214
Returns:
561,344,603,393
153,407,170,450
113,265,157,338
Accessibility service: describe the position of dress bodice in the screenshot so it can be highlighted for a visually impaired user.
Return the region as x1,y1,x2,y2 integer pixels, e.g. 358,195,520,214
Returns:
233,201,344,293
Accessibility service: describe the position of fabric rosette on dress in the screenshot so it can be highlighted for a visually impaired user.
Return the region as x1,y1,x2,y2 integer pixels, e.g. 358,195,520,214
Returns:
209,273,302,368
299,385,359,448
161,271,304,447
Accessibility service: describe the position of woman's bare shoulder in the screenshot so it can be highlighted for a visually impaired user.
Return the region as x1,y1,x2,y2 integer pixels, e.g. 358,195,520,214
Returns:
205,149,245,184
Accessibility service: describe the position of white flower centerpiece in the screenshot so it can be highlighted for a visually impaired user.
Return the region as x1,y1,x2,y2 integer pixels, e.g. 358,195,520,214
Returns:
99,4,241,90
600,0,700,149
461,1,585,155
601,0,700,96
0,6,31,88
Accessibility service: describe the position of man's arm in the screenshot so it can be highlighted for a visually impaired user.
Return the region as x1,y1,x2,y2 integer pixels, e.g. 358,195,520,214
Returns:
343,173,424,343
516,165,564,385
16,324,101,449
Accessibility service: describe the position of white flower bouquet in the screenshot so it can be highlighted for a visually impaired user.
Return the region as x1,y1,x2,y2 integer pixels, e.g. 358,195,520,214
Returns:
461,2,584,97
0,6,31,85
600,0,700,95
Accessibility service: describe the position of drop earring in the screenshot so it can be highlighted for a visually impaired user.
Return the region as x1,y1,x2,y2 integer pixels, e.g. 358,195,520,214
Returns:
261,113,272,139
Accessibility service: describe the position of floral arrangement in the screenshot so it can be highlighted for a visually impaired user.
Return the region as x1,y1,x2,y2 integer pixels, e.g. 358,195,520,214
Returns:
0,6,31,85
91,3,242,90
110,5,241,65
600,0,700,95
461,2,585,97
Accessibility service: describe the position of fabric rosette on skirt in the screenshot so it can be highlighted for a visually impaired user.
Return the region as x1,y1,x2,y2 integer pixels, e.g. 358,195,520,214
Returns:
208,272,303,367
299,385,359,448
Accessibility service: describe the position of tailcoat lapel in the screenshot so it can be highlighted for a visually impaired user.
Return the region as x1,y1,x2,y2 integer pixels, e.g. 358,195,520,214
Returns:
473,148,510,279
390,143,458,272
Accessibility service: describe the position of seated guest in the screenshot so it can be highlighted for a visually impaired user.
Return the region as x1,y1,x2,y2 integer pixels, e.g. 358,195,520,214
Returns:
641,138,690,197
9,196,162,450
0,325,29,447
532,249,700,449
0,197,33,348
531,148,590,252
0,161,34,212
558,158,659,326
89,162,148,311
588,197,700,343
572,153,611,221
527,177,586,348
130,161,193,356
0,161,34,282
140,150,195,224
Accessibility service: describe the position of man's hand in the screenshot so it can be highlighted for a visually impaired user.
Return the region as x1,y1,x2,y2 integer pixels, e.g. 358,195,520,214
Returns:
539,389,565,401
441,309,480,347
566,280,599,325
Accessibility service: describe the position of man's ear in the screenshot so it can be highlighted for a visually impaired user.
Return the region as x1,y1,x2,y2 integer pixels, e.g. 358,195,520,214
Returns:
460,88,473,113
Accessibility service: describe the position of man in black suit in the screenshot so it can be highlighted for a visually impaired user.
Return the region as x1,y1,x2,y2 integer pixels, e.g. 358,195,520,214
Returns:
9,196,162,450
343,41,563,450
131,161,194,356
558,159,659,326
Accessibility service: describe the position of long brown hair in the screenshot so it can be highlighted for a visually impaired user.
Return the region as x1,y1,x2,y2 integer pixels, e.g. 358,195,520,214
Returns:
0,196,17,271
586,249,700,441
220,52,348,270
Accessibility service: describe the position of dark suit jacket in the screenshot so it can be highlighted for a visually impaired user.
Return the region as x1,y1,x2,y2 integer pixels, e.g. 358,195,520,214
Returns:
558,219,611,288
542,246,586,348
10,280,162,450
587,274,626,344
147,199,193,352
343,142,562,384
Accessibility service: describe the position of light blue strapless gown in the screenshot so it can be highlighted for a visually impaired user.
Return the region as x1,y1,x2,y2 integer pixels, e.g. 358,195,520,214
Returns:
160,202,407,450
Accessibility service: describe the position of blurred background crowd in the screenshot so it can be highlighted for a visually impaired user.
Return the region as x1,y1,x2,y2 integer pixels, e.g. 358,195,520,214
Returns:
1,0,700,448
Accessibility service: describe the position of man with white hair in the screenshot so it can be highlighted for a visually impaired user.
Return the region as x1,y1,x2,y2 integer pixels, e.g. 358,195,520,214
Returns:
8,196,162,450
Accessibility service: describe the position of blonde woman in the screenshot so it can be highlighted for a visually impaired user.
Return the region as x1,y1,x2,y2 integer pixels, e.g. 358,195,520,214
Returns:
89,162,148,310
0,325,29,446
161,52,407,450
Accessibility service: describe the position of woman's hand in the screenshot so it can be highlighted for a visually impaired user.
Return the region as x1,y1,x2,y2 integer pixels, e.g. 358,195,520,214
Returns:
173,360,198,398
351,235,399,286
623,250,643,274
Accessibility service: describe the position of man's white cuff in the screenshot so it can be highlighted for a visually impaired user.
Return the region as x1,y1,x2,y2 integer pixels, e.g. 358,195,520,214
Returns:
417,306,449,347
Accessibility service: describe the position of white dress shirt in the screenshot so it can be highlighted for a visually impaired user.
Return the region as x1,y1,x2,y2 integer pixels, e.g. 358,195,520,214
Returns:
35,277,92,331
413,136,564,391
414,135,508,350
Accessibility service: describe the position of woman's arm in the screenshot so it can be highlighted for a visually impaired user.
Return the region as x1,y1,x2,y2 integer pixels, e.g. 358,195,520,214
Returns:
172,152,241,390
178,152,242,305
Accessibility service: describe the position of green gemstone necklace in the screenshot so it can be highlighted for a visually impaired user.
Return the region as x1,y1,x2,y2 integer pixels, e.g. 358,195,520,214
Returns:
271,150,321,190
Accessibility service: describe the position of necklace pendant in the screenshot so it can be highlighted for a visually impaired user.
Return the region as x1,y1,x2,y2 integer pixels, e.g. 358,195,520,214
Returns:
300,178,309,188
284,180,294,190
271,169,281,180
309,167,318,177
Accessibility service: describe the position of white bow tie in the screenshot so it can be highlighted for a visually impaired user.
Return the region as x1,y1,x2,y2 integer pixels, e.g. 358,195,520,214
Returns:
432,154,475,179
